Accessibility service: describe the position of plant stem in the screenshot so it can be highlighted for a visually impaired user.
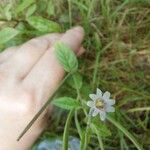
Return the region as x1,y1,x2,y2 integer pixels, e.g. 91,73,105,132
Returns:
72,75,87,116
92,39,113,90
68,0,72,27
93,124,104,150
92,49,101,89
75,110,82,139
62,109,74,150
82,110,92,150
72,74,90,149
17,73,71,141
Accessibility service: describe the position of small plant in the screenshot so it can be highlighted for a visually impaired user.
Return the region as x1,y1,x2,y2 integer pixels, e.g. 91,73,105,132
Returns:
87,88,115,121
53,42,143,150
18,42,143,150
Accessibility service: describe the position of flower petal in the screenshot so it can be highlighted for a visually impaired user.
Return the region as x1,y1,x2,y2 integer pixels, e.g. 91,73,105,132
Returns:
106,99,115,105
96,88,102,98
103,91,110,101
89,108,94,115
92,109,99,117
87,101,95,107
106,106,115,112
99,111,106,121
89,94,98,101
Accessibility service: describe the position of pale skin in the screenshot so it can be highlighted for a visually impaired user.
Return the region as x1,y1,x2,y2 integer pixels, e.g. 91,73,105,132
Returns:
0,26,84,150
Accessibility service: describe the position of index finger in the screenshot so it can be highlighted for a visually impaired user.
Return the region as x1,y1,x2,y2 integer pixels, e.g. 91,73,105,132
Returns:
22,26,84,104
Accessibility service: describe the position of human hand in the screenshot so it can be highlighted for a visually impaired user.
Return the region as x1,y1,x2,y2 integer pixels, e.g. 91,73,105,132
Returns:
0,27,84,150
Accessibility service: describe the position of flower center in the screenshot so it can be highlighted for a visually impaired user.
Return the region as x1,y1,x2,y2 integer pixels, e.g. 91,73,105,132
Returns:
95,99,104,109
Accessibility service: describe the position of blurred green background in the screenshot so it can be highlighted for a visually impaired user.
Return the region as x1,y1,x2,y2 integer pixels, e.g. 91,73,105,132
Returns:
0,0,150,149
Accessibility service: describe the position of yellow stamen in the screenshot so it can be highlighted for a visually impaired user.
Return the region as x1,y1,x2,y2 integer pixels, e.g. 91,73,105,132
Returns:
95,99,104,109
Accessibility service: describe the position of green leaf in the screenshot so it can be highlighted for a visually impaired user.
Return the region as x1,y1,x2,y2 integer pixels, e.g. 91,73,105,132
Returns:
67,73,83,89
16,0,35,13
54,42,78,73
0,27,19,45
91,123,111,137
26,4,36,18
81,82,92,99
4,3,12,20
52,97,80,110
27,16,61,33
91,117,111,137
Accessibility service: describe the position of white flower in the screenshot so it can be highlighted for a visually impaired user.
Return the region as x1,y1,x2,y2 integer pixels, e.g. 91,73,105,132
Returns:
87,88,115,121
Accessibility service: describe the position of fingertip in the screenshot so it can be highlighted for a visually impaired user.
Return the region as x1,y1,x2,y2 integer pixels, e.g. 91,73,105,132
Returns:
60,26,84,53
66,26,84,40
71,26,84,36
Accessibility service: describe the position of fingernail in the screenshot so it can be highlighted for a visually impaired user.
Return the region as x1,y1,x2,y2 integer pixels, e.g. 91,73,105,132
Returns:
67,26,84,35
72,26,84,34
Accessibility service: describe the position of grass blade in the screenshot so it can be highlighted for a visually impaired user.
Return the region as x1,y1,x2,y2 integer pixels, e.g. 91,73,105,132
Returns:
107,115,143,150
63,109,74,150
